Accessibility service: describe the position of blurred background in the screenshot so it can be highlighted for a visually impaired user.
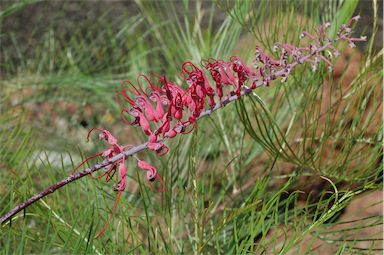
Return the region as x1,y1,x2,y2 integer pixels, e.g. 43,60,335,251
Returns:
0,0,382,254
1,1,382,149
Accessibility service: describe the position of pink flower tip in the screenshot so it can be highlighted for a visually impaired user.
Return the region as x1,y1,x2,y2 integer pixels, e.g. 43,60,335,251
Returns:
137,160,157,182
91,129,118,145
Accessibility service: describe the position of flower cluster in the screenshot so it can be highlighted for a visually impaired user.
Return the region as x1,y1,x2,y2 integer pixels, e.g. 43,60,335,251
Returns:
115,16,365,158
71,17,364,238
71,128,165,238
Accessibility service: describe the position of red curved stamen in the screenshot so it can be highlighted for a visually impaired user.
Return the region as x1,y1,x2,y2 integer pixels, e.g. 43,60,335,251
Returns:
120,109,138,126
180,122,196,135
157,144,169,156
70,153,103,175
86,128,104,142
137,74,160,95
121,80,142,96
116,89,136,107
149,173,165,193
95,189,123,239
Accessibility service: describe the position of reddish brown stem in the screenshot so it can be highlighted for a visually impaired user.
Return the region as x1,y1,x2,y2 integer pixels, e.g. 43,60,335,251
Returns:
0,142,148,225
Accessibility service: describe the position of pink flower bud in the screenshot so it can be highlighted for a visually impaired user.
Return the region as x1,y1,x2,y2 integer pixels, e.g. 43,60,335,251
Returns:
137,160,157,182
165,129,177,138
114,161,126,191
149,133,158,143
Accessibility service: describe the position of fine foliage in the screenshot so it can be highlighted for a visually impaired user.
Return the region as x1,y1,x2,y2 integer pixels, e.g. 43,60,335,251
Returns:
0,0,382,254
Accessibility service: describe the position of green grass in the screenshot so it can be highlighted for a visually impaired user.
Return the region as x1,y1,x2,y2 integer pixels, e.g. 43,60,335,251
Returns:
0,0,382,254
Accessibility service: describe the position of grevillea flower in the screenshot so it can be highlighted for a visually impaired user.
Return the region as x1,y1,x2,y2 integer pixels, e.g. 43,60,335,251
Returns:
69,17,364,238
70,128,128,238
136,158,165,193
116,17,365,149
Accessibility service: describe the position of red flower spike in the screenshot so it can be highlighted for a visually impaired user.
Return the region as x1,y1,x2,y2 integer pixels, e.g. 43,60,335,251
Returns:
67,18,364,239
